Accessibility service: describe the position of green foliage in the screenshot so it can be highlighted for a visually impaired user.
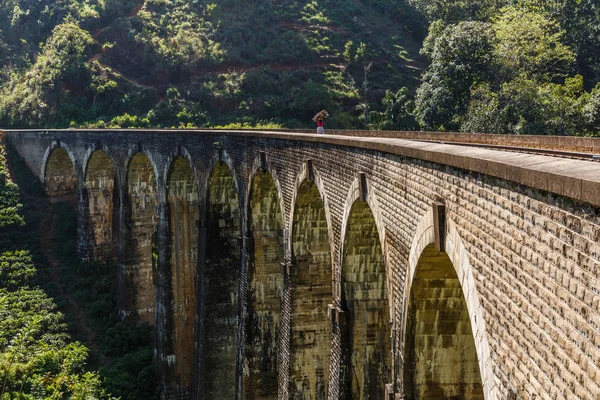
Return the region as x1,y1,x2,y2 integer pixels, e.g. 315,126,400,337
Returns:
414,4,600,135
0,0,425,129
213,121,282,130
0,143,117,399
493,7,575,82
408,0,504,23
414,21,495,130
370,88,418,130
0,22,94,127
0,251,35,291
462,74,591,135
0,0,598,133
584,84,600,127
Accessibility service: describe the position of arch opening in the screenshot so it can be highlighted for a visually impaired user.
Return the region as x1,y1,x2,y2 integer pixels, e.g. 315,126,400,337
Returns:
403,244,484,400
244,170,284,399
84,150,115,261
125,152,158,324
167,156,199,392
341,200,390,399
203,161,240,399
44,148,77,202
290,179,332,400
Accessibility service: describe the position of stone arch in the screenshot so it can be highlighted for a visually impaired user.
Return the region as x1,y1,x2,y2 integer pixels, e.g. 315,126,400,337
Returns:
288,162,334,260
243,166,285,399
202,160,241,399
289,177,333,400
84,150,116,260
125,152,159,324
243,153,286,237
402,210,496,400
340,199,391,399
43,146,78,201
167,155,199,392
339,175,389,308
403,209,493,400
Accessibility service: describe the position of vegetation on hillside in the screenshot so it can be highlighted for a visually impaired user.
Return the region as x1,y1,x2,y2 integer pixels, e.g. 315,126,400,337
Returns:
0,1,598,132
0,143,157,400
412,1,600,135
0,145,115,399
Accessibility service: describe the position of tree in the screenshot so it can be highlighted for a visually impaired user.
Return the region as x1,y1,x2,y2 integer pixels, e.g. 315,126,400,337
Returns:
414,21,495,130
493,7,576,82
0,22,94,127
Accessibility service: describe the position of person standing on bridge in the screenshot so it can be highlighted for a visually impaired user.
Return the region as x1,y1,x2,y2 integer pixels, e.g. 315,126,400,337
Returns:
313,109,329,134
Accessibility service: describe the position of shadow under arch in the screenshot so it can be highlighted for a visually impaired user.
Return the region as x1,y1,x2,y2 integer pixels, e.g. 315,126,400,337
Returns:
202,160,241,399
243,167,285,399
289,177,333,400
340,199,391,399
84,149,116,261
404,243,484,399
166,155,199,393
124,151,159,324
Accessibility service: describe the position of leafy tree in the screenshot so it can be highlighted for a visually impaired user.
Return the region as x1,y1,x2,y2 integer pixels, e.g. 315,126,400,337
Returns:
414,21,495,130
0,21,94,127
584,84,600,128
408,0,504,23
493,7,575,82
370,87,418,130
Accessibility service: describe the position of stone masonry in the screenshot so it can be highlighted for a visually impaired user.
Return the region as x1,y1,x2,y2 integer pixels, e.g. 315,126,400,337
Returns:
5,129,600,400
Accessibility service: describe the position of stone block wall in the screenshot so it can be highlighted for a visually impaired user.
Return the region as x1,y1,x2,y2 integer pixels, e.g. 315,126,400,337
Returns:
4,129,600,400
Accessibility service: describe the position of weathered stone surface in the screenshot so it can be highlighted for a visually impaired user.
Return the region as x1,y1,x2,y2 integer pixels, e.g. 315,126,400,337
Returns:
125,152,158,324
341,200,391,399
9,129,600,400
168,156,199,394
290,180,332,400
244,170,284,400
84,150,115,261
44,147,77,199
404,244,484,400
203,161,240,399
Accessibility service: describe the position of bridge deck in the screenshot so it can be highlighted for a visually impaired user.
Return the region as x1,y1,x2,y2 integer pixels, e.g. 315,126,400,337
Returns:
6,129,597,207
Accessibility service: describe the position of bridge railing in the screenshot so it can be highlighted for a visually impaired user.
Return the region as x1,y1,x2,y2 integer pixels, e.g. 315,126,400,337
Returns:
279,129,600,154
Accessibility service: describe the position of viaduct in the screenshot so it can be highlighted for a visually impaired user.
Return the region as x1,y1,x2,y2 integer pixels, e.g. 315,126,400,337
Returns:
2,129,600,400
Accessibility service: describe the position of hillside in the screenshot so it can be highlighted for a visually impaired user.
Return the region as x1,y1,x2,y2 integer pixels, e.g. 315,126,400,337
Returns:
0,0,599,133
0,0,427,129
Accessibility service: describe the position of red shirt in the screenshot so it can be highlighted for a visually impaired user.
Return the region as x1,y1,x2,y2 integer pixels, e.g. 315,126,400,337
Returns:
317,120,324,127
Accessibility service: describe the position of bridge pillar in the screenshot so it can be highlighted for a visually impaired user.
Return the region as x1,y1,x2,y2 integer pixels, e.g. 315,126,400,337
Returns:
198,161,241,400
243,170,284,400
124,152,159,324
165,156,199,398
156,201,173,398
278,258,292,400
289,179,332,400
117,171,127,320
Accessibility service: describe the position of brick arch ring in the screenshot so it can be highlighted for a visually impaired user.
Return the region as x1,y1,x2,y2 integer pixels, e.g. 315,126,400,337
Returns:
402,207,497,400
123,143,162,200
41,140,80,188
287,160,334,262
162,145,200,200
82,142,118,180
243,152,286,237
338,174,389,308
202,148,243,217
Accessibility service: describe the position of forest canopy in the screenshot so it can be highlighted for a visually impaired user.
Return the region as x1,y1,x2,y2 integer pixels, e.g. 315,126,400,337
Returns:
0,0,598,135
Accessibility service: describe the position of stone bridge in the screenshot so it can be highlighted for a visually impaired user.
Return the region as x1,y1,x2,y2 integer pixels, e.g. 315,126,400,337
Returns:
3,129,600,400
